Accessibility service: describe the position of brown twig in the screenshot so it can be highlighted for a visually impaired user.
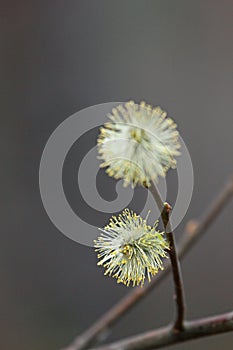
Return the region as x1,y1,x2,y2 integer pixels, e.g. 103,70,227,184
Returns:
61,175,233,350
90,311,233,350
161,203,185,332
149,181,186,331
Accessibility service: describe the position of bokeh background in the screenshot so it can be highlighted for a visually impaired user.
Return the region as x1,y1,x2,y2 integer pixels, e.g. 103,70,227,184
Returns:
1,1,233,349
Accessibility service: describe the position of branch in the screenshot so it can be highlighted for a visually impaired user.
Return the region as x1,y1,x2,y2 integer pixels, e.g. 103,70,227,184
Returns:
90,311,233,350
149,180,186,331
61,175,233,350
161,203,185,331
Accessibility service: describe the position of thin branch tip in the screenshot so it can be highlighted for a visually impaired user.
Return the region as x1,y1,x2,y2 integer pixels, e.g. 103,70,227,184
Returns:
155,197,186,332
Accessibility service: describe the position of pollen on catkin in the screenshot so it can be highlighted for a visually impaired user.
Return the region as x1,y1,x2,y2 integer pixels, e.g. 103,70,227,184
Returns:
94,209,169,287
97,101,180,187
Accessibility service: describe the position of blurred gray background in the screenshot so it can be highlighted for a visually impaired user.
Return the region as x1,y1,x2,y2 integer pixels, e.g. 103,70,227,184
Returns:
1,1,233,349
